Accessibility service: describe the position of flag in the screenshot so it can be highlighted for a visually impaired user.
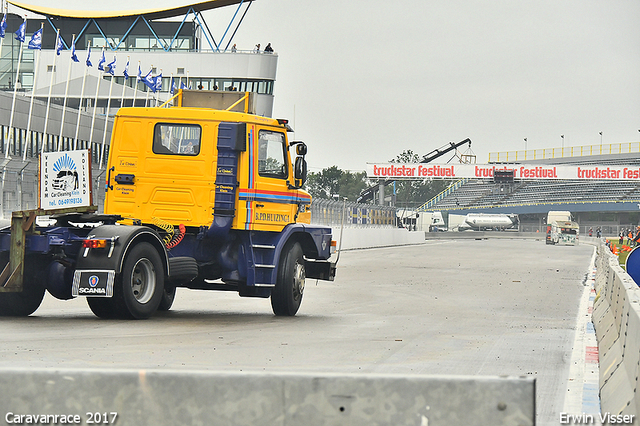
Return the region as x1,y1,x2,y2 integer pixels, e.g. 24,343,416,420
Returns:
123,60,129,80
14,20,26,43
143,69,155,91
154,72,163,92
0,13,7,39
55,33,64,55
171,77,176,94
27,28,42,50
106,56,116,75
180,82,190,90
137,64,143,81
86,46,92,67
97,50,106,71
70,37,79,62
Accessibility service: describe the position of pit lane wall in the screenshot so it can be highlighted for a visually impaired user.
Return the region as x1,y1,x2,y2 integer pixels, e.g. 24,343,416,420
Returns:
592,241,640,418
0,369,535,426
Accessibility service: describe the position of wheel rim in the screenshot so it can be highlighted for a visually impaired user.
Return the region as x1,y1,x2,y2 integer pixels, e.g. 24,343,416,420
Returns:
292,261,305,301
130,258,156,304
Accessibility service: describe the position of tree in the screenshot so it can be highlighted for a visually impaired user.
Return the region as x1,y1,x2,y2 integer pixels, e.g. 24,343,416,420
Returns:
306,166,368,201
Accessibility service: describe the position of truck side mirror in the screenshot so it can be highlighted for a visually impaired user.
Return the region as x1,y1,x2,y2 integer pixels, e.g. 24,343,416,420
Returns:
296,143,307,156
294,157,307,185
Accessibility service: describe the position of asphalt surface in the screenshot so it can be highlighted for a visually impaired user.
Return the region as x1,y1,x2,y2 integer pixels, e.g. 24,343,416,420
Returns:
0,238,594,425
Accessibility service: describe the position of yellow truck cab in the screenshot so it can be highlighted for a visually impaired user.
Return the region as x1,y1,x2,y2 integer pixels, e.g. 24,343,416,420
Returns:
0,90,335,320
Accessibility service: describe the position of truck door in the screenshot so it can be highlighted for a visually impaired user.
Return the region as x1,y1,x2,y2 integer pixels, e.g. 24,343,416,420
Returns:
250,128,297,231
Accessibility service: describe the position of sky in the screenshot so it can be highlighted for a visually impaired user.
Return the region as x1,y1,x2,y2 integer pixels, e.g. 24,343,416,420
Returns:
7,0,640,172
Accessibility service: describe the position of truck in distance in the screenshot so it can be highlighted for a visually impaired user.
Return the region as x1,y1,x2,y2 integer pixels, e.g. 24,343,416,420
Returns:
545,210,579,245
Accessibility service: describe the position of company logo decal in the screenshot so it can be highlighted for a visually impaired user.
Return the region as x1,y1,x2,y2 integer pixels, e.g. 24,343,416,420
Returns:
88,275,99,287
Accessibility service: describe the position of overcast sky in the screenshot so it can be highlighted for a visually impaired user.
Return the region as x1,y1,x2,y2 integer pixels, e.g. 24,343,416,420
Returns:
8,0,640,172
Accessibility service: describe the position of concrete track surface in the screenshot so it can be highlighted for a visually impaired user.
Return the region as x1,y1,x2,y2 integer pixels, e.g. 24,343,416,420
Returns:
0,239,593,425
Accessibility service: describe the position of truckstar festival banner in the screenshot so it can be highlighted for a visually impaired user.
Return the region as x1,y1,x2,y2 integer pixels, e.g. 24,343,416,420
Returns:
366,163,640,181
40,150,92,210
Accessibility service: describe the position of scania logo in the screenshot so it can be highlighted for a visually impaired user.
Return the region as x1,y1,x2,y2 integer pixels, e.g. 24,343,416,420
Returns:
88,275,99,287
78,288,106,294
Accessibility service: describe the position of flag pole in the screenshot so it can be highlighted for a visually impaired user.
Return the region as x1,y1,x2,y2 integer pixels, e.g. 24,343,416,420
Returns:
6,16,27,157
41,29,61,154
120,56,129,108
132,61,140,107
23,22,44,161
73,45,91,149
88,48,105,158
144,65,152,107
58,34,76,151
99,58,116,168
0,8,8,79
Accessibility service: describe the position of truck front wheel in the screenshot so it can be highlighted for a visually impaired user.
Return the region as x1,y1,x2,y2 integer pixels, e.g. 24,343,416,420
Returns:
113,242,164,319
271,242,305,316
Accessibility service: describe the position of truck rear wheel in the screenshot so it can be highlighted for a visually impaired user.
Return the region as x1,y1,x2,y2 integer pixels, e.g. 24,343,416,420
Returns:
113,242,164,319
271,242,305,316
0,256,46,317
86,298,119,319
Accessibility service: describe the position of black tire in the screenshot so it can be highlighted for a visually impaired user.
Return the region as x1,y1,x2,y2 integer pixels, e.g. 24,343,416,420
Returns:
112,242,164,319
271,242,305,316
0,256,46,317
86,297,119,319
158,285,176,311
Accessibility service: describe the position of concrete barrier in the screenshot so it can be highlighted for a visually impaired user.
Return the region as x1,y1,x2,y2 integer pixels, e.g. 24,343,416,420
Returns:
0,369,535,426
592,243,640,419
336,227,426,250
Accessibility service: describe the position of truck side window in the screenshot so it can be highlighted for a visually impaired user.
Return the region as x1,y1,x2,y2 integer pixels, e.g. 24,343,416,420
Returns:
257,130,287,179
153,123,202,156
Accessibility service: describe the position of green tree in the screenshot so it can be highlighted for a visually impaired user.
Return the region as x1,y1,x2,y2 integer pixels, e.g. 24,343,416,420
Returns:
306,166,368,201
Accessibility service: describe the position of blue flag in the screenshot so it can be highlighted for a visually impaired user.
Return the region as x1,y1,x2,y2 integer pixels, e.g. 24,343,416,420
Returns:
86,46,92,67
143,69,155,91
171,78,176,94
180,82,188,90
14,20,26,43
27,28,42,50
106,56,116,75
71,37,79,62
154,72,163,92
97,50,106,71
123,60,129,80
55,33,64,55
0,13,7,39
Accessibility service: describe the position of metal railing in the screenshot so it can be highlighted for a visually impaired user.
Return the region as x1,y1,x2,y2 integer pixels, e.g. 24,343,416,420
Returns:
416,179,468,212
489,142,640,163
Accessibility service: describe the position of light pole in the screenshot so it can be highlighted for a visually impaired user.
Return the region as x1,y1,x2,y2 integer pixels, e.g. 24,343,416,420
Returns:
561,135,564,156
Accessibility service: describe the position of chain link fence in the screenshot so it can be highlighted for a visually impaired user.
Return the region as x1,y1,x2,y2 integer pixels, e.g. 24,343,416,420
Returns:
311,199,396,227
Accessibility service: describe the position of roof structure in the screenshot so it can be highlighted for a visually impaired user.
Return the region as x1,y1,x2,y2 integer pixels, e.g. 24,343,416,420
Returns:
7,0,245,20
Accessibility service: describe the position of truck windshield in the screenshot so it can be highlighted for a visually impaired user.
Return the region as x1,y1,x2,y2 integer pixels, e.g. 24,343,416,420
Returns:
153,123,202,156
258,130,287,179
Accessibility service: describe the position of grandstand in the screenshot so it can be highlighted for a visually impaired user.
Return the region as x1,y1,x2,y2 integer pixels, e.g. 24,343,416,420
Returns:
419,143,640,234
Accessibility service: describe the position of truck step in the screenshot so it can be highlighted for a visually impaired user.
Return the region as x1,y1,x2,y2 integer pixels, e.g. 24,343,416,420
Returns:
254,264,275,269
252,244,276,249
